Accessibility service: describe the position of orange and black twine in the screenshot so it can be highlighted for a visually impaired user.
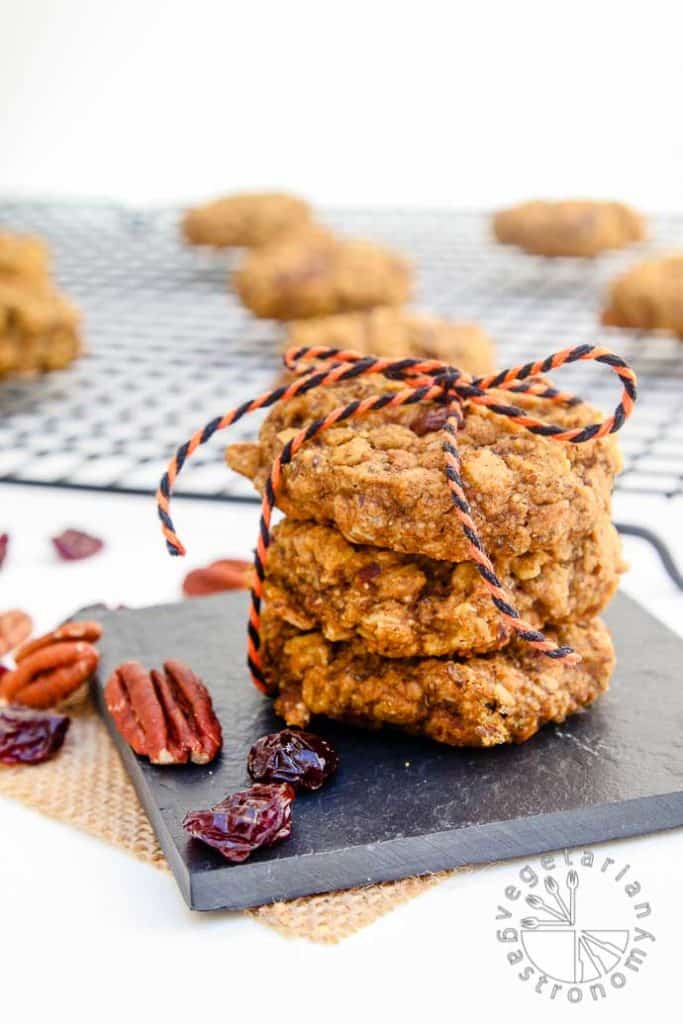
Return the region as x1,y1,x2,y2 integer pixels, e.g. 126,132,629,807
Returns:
157,343,637,691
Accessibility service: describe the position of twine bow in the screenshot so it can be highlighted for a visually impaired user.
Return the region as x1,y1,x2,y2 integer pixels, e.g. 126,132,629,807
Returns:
157,343,636,691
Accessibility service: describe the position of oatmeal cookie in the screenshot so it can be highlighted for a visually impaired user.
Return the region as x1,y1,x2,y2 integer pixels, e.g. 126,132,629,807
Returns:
493,200,645,257
0,231,50,285
284,307,495,376
602,254,683,339
233,232,412,319
182,192,312,248
0,280,81,377
263,612,615,747
264,516,623,658
226,377,622,563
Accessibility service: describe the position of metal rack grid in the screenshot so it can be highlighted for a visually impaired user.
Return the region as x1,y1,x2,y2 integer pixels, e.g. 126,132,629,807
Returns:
1,200,682,503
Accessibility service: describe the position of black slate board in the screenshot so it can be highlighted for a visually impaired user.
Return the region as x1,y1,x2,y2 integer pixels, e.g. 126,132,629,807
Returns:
91,592,683,911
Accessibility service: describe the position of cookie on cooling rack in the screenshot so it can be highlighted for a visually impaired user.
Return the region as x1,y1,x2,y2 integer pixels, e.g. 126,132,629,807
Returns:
233,231,412,320
263,610,615,747
493,200,645,257
0,231,50,285
181,192,313,248
284,307,496,377
602,254,683,339
263,515,623,659
0,280,81,377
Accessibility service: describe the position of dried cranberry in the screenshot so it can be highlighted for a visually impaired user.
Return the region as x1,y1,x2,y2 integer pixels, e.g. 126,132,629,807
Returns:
410,405,449,437
248,728,339,791
183,783,295,863
0,664,8,679
0,706,70,765
52,529,104,561
357,562,381,585
0,533,8,569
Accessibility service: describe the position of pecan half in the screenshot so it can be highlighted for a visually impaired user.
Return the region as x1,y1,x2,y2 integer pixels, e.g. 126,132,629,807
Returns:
104,659,222,765
183,558,253,597
0,609,33,657
15,621,102,662
0,640,99,708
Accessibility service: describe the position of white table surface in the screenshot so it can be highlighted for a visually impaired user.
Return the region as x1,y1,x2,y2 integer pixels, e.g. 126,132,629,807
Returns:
1,482,682,1020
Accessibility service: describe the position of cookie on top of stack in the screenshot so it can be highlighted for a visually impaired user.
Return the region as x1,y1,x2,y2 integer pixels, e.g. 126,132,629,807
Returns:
0,230,81,379
226,371,624,748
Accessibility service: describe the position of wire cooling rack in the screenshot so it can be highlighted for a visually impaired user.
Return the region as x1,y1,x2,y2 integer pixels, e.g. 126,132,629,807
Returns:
1,200,682,503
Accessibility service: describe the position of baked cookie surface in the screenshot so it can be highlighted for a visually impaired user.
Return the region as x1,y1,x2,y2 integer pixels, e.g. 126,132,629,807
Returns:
264,612,615,747
493,200,645,257
182,192,312,248
226,377,622,563
234,233,412,319
0,231,50,285
0,280,81,377
264,517,623,659
602,254,683,338
285,307,495,376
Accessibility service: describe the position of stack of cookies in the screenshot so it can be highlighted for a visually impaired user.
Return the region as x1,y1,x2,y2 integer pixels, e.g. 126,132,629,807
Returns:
227,374,624,748
0,230,81,378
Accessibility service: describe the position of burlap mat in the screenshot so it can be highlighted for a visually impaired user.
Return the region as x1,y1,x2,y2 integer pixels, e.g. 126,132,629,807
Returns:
0,704,449,942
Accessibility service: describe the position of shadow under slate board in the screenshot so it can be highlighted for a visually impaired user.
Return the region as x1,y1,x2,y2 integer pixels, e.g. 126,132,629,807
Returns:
91,591,683,912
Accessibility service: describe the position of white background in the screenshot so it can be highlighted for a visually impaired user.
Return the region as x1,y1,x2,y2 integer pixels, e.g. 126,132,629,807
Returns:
1,2,683,1021
0,0,682,211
